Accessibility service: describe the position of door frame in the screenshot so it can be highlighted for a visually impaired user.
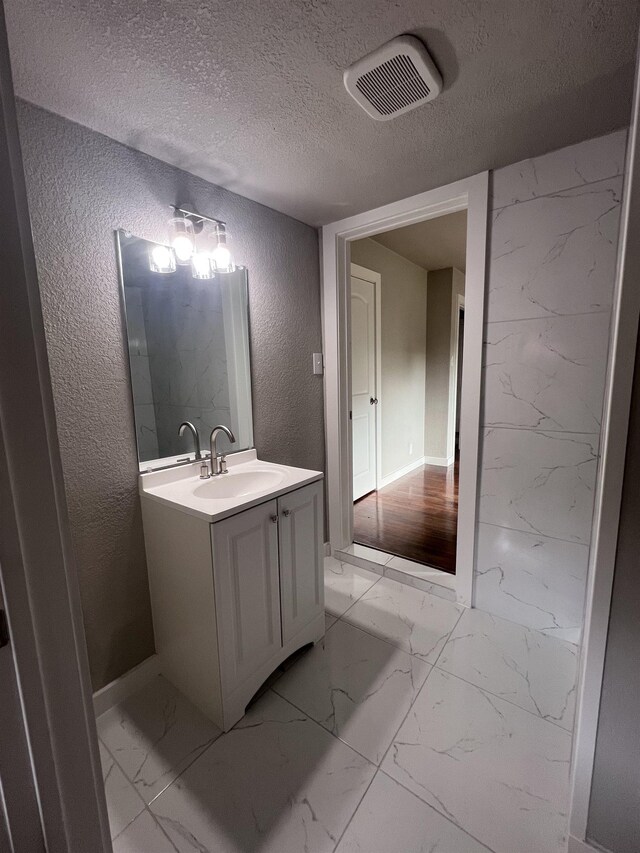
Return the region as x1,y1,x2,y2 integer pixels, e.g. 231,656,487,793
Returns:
322,172,488,607
0,5,110,849
350,263,383,493
567,34,640,849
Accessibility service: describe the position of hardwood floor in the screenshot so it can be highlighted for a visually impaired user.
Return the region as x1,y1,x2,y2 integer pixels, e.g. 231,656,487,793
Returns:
353,457,459,574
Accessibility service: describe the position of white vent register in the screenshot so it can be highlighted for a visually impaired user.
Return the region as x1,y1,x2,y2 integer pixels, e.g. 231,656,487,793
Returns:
344,35,442,121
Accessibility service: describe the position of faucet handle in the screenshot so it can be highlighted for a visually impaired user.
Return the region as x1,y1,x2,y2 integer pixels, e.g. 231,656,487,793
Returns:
220,455,229,474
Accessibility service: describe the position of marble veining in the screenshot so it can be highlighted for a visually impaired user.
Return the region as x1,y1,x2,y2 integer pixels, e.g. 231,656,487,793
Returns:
342,576,463,664
273,618,430,765
150,690,375,852
99,557,579,852
477,134,623,640
335,771,492,853
490,129,626,210
438,608,578,730
381,668,572,853
478,428,599,545
99,741,145,840
323,557,380,617
97,676,221,804
483,312,611,433
486,176,622,323
474,522,588,644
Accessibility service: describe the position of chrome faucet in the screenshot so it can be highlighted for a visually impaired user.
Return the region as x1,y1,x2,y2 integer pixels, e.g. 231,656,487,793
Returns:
178,421,202,460
209,425,236,476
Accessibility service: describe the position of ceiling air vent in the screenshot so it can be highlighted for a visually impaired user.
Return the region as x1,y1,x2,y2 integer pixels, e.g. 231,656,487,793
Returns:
344,35,442,121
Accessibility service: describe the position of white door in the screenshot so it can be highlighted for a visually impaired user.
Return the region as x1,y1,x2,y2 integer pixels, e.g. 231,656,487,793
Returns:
351,273,378,500
211,500,282,695
278,481,324,644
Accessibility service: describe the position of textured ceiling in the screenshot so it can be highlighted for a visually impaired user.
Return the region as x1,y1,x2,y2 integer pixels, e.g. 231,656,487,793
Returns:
372,211,467,272
5,0,640,226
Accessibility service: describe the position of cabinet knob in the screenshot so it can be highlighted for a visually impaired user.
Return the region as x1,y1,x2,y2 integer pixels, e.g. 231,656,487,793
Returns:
282,509,291,517
270,515,279,524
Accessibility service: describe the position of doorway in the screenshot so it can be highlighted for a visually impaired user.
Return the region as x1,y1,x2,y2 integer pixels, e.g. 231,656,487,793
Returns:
322,173,488,607
349,213,467,577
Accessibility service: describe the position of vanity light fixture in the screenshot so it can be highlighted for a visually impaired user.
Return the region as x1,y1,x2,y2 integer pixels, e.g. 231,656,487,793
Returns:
148,206,237,275
149,243,177,274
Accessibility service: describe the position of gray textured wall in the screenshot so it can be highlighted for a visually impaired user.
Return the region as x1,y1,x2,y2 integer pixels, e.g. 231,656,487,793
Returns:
16,100,324,690
587,329,640,853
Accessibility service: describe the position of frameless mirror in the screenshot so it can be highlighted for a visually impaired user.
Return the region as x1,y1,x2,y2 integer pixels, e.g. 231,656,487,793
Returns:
117,231,253,469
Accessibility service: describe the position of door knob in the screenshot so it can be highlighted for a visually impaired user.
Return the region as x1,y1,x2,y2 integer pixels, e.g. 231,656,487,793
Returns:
370,397,379,405
270,515,279,524
282,509,291,517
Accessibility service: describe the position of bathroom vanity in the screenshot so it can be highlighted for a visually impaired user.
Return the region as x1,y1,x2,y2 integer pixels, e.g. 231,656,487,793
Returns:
139,450,324,731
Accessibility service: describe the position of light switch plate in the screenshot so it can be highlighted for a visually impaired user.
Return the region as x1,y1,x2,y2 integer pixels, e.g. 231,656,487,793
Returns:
313,353,324,375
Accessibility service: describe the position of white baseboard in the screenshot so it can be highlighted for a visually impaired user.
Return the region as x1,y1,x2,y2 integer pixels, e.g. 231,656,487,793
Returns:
424,454,454,467
568,835,611,853
378,457,426,490
93,654,161,718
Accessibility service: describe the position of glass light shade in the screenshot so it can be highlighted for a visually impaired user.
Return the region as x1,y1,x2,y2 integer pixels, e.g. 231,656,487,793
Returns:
212,227,235,273
149,243,176,274
169,216,195,264
191,251,214,280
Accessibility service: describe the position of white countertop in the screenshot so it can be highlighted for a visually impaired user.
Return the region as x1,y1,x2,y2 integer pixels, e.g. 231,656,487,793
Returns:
139,449,323,523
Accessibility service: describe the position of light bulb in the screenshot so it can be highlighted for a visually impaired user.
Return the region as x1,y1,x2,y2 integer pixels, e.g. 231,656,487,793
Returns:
149,244,176,274
191,251,214,280
212,243,232,270
212,225,235,273
169,216,195,265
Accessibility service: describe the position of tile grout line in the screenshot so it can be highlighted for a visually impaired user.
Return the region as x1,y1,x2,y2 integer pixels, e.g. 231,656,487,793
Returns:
480,425,601,436
476,518,591,549
97,735,148,842
331,767,380,852
490,169,623,214
432,663,575,734
267,686,377,770
374,767,499,853
483,307,612,325
374,608,466,773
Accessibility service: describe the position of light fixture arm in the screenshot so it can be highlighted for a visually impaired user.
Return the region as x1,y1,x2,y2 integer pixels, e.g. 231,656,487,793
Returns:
170,205,226,233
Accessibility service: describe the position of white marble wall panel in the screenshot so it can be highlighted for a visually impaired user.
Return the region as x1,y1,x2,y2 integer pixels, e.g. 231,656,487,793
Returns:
487,177,622,323
474,523,588,644
476,131,625,640
483,312,611,432
491,129,626,209
479,428,598,545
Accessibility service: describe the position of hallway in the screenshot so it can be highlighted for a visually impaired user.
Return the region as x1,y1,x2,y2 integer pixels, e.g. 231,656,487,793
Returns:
353,457,459,573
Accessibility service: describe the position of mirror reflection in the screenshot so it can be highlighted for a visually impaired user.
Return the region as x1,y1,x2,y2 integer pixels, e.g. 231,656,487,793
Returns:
118,231,253,467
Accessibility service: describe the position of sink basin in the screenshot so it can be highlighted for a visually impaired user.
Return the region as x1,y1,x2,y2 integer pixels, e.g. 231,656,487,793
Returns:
193,469,286,499
140,450,322,522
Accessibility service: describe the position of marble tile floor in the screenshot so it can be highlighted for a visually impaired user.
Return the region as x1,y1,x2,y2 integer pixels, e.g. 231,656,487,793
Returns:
99,556,578,853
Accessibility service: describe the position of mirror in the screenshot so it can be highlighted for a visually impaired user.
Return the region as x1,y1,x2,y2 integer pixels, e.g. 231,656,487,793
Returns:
117,231,253,469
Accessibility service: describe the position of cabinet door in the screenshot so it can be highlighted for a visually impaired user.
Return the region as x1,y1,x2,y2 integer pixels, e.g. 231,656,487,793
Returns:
211,499,282,694
278,481,324,645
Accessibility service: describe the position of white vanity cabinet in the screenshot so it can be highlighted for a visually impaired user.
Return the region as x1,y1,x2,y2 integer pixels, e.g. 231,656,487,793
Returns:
141,470,324,732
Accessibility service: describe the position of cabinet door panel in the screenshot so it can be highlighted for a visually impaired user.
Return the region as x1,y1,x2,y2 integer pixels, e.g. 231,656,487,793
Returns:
278,481,324,645
211,500,281,694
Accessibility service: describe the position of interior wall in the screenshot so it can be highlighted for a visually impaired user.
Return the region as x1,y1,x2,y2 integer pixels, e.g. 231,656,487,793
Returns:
475,128,627,646
424,267,465,462
587,326,640,853
350,238,427,480
16,100,324,690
